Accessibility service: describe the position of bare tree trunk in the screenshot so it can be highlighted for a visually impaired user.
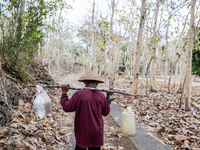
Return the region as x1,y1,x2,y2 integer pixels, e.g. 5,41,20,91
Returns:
173,64,178,88
142,28,149,85
146,57,153,96
132,0,147,94
0,6,4,45
164,0,170,87
142,12,150,85
91,0,96,70
116,38,122,79
142,61,146,85
184,0,196,111
108,0,115,88
151,0,160,89
16,0,25,43
175,12,189,90
56,6,63,72
168,53,180,93
177,56,187,93
179,74,187,109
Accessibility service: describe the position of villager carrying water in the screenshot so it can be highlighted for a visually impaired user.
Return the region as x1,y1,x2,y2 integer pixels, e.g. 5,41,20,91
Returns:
60,69,114,150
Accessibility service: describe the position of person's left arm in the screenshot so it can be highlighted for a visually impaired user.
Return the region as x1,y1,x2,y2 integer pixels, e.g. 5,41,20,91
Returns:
102,90,114,116
102,97,111,116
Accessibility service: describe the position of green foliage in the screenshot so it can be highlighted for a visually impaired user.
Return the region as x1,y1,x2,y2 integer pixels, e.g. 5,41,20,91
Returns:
192,29,200,76
0,0,68,82
183,28,200,76
121,74,125,78
19,70,29,83
119,45,127,72
149,85,157,92
100,70,105,76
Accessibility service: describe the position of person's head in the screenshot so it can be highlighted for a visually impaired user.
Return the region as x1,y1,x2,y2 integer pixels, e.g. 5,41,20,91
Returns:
78,69,104,87
83,80,99,88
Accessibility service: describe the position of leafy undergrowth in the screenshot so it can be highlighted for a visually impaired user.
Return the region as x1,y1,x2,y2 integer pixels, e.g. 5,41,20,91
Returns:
0,88,74,150
113,78,200,150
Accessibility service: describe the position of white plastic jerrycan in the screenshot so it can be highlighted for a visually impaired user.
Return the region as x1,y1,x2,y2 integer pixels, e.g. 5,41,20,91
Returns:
122,106,136,137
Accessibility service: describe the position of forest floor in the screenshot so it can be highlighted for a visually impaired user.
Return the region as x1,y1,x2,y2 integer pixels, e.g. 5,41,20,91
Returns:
0,68,199,150
51,69,200,150
111,77,200,150
0,69,136,150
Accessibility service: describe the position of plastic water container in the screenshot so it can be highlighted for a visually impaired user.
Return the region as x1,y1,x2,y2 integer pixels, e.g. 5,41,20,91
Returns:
122,106,136,137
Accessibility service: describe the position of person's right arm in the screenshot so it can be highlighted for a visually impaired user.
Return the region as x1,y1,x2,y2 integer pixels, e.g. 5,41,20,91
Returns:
60,84,77,112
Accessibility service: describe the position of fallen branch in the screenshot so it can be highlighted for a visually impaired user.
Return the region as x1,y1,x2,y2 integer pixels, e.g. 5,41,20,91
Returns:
2,74,19,83
18,110,26,120
24,85,146,97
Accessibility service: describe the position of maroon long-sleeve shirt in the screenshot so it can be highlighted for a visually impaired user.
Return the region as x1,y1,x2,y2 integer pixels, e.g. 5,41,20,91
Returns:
60,89,111,149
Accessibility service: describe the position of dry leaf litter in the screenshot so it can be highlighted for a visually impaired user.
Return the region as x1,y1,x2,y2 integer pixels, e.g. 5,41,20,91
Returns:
1,67,200,150
112,77,200,150
0,87,74,150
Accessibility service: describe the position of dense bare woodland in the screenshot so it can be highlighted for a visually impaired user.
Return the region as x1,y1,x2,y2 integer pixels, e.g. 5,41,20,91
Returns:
0,0,200,149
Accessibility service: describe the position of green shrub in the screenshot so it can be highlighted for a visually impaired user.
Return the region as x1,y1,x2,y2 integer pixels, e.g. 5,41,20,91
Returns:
149,85,157,92
121,74,126,78
0,0,65,82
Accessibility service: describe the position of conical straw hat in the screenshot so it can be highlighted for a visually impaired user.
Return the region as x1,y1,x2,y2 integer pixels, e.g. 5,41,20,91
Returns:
78,70,104,83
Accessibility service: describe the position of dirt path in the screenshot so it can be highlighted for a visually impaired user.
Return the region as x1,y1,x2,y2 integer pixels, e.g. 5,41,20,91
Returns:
62,73,137,150
51,70,200,150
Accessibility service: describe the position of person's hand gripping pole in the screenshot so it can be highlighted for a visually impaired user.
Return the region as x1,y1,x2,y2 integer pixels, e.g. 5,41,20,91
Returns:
61,84,70,94
107,88,115,102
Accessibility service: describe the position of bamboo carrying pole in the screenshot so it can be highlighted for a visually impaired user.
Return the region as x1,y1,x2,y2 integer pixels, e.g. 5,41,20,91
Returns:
25,85,146,97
